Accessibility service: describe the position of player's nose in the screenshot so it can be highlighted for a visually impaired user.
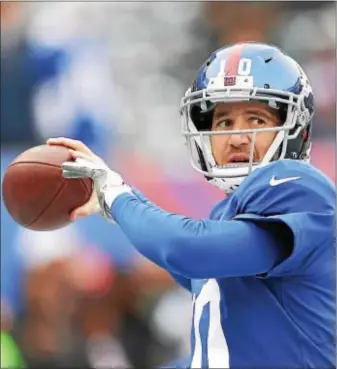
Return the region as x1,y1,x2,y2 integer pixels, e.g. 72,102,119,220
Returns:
228,134,249,148
228,118,250,148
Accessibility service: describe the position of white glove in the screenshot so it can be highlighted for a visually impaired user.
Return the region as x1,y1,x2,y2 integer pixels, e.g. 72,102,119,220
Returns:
62,156,133,222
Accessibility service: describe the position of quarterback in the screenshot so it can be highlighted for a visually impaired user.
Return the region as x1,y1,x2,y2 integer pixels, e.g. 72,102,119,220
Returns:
48,42,335,368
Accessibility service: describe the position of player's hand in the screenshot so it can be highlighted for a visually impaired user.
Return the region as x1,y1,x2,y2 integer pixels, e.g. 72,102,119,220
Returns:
47,137,133,221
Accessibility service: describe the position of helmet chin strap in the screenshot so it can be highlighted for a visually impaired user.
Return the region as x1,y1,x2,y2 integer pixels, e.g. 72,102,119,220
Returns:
208,176,245,194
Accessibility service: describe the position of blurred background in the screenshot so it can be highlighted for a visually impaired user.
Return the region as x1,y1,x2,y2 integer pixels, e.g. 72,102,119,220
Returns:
1,1,335,368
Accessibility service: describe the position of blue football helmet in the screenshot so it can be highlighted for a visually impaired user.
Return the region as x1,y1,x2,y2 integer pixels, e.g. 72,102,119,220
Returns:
180,42,315,193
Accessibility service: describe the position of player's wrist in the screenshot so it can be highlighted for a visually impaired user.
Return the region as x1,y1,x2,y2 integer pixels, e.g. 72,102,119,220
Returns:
103,183,133,208
98,184,133,223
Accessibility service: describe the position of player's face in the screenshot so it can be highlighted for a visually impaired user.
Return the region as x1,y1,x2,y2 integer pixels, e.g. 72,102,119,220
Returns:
211,101,281,164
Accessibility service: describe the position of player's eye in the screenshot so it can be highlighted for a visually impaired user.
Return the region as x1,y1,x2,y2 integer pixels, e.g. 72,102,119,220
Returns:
216,120,232,129
249,117,267,127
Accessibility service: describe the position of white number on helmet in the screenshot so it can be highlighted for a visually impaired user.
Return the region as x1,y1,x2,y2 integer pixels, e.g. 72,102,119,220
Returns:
237,58,252,76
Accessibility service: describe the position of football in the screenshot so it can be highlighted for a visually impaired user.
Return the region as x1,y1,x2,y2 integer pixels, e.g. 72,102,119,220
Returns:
2,144,93,231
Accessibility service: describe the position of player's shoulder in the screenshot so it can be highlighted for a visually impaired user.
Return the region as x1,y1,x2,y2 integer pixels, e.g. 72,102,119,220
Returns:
238,159,335,195
234,160,335,215
244,159,334,192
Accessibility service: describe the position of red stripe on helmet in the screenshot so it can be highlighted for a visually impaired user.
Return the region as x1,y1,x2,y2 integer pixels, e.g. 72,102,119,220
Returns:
224,43,245,76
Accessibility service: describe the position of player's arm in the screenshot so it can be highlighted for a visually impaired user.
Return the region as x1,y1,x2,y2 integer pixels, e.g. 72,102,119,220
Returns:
110,191,288,279
56,138,334,280
131,188,191,291
56,139,288,280
111,161,335,280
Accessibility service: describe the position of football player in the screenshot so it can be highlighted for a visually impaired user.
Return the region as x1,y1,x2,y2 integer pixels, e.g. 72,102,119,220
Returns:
48,42,335,368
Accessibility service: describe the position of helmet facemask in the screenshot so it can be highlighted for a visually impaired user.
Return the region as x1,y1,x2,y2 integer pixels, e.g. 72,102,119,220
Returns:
180,85,313,193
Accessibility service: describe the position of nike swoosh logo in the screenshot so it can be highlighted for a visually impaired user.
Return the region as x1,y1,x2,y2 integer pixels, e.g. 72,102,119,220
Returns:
269,176,301,186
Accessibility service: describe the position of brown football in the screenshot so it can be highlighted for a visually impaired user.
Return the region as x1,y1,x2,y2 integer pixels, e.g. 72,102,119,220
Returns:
2,144,93,231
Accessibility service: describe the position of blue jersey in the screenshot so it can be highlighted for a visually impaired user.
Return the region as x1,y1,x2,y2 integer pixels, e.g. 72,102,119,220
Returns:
190,160,335,368
111,160,335,369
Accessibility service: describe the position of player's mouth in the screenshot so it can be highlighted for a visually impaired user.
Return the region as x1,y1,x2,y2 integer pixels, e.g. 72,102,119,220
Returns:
227,153,251,164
